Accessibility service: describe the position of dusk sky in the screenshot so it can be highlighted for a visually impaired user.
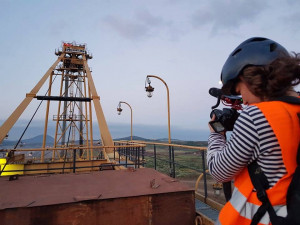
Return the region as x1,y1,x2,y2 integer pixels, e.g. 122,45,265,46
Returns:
0,0,299,140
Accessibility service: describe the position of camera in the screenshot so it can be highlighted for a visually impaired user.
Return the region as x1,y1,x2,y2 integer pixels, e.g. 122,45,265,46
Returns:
209,108,239,132
209,88,242,133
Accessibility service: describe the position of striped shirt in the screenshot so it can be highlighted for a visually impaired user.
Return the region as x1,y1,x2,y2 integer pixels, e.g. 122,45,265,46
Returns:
207,105,286,187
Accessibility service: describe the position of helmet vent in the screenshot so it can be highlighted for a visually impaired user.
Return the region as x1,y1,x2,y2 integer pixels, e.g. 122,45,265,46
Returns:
232,48,241,56
251,37,267,42
270,43,277,52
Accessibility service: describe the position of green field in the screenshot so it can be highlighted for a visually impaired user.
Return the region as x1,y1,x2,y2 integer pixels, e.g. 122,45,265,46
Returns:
143,140,208,179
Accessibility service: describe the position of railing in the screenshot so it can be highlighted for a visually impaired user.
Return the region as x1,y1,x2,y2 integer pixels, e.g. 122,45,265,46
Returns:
0,140,227,220
114,142,145,169
0,143,146,175
0,140,226,207
119,140,227,207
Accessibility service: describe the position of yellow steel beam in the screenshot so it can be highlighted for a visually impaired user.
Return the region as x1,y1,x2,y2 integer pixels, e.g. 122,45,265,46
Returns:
124,140,207,151
1,144,145,152
82,56,114,157
83,76,91,160
88,84,94,159
0,158,24,176
23,159,109,175
0,54,65,144
42,72,53,162
1,159,110,176
0,157,131,176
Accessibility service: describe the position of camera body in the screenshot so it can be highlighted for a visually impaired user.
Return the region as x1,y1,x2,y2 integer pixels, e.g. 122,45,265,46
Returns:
210,108,239,132
208,88,243,133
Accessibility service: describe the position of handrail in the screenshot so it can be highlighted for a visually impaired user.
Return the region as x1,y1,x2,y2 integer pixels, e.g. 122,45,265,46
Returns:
119,140,207,151
0,144,146,152
1,143,145,175
126,139,211,199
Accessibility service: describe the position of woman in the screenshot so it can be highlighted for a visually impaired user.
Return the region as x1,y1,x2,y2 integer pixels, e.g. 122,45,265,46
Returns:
207,37,300,225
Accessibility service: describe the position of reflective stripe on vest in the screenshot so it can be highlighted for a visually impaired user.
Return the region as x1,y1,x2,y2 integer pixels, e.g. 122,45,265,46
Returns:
217,101,300,225
218,187,287,225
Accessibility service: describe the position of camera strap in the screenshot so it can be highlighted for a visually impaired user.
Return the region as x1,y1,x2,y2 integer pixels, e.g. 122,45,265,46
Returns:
248,161,284,225
274,96,300,104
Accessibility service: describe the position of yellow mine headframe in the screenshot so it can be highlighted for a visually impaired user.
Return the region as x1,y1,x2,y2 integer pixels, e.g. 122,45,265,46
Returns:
0,42,115,163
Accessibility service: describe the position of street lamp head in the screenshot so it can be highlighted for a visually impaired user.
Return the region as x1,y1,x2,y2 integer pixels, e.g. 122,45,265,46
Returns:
117,102,123,115
145,85,154,98
145,76,154,98
117,108,122,115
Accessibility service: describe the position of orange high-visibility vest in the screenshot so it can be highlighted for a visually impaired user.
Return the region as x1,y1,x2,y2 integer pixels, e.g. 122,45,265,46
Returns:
217,100,300,225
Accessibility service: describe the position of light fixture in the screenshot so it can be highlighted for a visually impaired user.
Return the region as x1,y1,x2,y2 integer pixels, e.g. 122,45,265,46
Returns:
145,76,154,98
117,101,133,141
144,74,171,145
117,102,123,115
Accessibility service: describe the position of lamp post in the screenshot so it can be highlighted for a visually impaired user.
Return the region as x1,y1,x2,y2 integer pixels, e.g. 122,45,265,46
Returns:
145,75,171,144
117,101,133,141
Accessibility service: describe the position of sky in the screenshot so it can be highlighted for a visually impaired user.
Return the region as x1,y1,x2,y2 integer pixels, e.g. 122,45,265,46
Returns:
0,0,299,141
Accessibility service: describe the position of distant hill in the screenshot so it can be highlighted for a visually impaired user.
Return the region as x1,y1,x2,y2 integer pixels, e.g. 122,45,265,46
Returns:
1,135,54,148
113,136,153,141
114,136,207,147
24,135,55,144
114,136,181,142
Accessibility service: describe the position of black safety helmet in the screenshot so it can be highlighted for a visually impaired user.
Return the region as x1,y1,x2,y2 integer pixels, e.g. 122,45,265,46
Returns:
221,37,290,87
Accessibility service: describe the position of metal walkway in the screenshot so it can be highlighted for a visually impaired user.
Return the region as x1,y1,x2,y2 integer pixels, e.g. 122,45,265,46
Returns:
195,199,219,222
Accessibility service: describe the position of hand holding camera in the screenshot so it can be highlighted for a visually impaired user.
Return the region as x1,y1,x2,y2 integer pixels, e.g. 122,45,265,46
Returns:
208,88,243,133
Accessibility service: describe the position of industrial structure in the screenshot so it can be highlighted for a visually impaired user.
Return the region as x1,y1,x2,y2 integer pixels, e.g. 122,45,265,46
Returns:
0,42,209,225
0,42,115,160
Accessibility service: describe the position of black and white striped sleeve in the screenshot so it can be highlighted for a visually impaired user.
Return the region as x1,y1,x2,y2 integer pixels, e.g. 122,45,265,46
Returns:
207,107,259,182
207,105,286,186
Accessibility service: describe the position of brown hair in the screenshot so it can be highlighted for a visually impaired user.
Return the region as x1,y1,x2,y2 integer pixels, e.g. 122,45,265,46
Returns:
222,54,300,99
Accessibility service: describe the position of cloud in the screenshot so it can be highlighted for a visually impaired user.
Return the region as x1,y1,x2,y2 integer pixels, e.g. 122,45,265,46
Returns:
191,0,267,34
103,15,149,39
102,9,171,40
135,9,165,27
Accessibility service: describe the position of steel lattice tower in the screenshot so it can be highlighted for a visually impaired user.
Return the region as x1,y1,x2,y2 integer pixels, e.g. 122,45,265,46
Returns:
0,42,114,162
